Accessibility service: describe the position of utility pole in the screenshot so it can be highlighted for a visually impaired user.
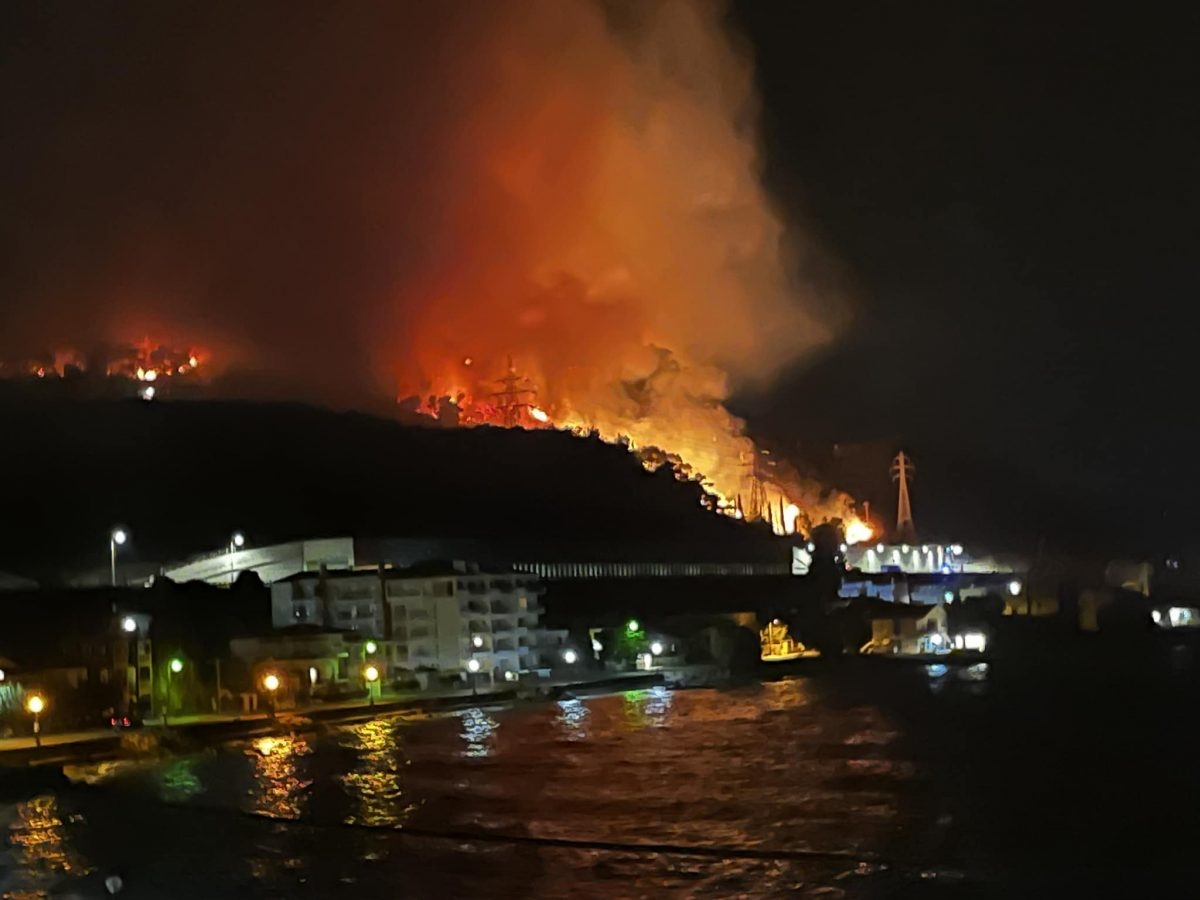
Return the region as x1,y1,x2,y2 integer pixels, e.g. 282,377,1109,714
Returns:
891,451,916,542
490,356,537,427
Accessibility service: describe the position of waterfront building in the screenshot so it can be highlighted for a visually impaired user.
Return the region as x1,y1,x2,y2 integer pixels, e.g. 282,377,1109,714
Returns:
269,561,568,682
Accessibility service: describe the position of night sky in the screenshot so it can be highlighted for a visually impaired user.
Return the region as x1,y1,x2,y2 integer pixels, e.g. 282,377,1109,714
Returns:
733,2,1199,554
2,2,1197,558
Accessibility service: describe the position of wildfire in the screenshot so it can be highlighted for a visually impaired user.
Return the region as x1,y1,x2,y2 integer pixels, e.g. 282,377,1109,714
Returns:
403,357,871,540
1,340,208,387
844,519,874,546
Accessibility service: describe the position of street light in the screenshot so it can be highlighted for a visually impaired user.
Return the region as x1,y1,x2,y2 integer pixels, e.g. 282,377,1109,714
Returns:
626,619,640,634
364,640,378,655
562,648,578,665
121,616,137,633
110,528,128,587
466,657,480,696
471,634,484,649
164,657,183,726
364,664,379,707
231,531,246,550
1007,580,1023,597
25,693,45,747
263,672,280,718
650,641,664,656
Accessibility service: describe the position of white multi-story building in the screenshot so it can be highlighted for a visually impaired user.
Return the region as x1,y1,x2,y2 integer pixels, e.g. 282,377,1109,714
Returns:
269,561,568,681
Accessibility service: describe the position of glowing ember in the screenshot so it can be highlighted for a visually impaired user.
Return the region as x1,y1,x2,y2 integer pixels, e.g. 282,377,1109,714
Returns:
529,406,550,423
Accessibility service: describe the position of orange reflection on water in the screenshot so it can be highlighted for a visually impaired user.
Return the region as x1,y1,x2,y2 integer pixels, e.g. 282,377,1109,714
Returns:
339,718,417,826
246,734,313,819
4,794,91,898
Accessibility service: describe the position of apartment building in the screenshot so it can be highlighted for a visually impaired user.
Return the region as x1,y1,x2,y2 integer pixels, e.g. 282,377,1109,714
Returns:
269,561,568,681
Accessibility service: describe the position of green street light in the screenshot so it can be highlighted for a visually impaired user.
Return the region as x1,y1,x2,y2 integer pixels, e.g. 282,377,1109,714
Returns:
626,619,640,634
365,640,378,655
169,658,184,674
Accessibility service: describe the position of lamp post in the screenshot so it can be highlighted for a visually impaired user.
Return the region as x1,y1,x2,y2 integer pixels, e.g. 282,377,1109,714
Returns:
165,657,183,726
121,616,141,712
262,672,280,718
364,665,379,707
229,531,245,584
25,694,45,747
466,658,480,696
110,528,128,587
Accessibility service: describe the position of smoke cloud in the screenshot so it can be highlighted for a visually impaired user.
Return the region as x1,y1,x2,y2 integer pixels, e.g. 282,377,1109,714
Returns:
0,1,852,523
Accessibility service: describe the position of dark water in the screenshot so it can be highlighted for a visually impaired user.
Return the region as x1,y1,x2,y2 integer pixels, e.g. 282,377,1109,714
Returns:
2,647,1197,898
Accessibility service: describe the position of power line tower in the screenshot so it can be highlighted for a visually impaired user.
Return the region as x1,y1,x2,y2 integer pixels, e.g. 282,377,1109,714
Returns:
891,451,916,542
490,356,537,427
742,449,771,523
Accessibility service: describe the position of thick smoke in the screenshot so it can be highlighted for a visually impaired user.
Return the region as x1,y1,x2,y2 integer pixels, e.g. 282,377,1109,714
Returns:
0,1,852,524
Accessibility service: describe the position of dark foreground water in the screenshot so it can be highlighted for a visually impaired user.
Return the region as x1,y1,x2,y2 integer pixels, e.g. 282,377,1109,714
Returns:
3,640,1198,898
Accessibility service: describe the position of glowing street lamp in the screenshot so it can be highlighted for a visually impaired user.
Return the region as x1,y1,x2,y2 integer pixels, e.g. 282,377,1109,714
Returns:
163,657,183,726
562,648,578,665
263,672,280,717
466,657,480,696
364,664,379,707
1007,580,1023,597
364,640,378,655
231,531,246,550
650,641,664,656
626,619,640,634
121,616,137,633
25,693,45,747
110,528,128,587
472,634,484,649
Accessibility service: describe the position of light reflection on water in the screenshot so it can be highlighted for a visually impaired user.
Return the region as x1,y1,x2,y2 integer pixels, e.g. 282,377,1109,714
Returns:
2,794,91,898
33,679,983,897
556,697,590,740
338,718,417,826
458,706,499,757
158,756,204,803
620,685,674,729
246,734,313,819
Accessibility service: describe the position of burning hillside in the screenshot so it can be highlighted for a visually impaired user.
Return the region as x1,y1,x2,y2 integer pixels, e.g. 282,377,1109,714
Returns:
403,356,871,540
2,1,869,540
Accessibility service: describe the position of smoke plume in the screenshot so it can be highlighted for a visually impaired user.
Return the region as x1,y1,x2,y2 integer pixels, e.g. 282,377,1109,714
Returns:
0,1,853,525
